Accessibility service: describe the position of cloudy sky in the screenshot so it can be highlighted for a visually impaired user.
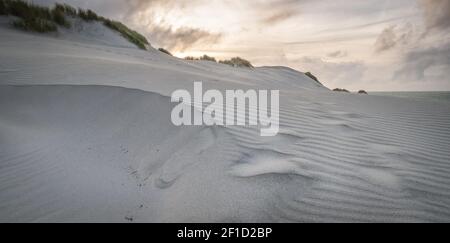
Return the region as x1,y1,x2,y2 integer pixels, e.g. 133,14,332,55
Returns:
36,0,450,91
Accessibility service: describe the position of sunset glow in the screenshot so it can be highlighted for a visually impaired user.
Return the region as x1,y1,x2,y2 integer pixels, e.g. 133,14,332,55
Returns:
36,0,450,91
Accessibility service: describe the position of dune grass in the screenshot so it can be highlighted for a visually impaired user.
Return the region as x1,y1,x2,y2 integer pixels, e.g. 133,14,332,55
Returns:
1,0,149,49
103,19,149,50
77,8,101,22
51,7,71,28
54,2,149,49
4,0,51,20
0,0,7,15
12,18,57,32
54,3,77,17
1,0,70,32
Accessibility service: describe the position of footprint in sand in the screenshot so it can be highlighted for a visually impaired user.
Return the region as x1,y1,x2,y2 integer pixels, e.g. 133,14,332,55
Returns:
154,127,218,189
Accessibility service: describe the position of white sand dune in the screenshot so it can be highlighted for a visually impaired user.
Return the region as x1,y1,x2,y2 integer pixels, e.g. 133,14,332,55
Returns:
1,21,450,222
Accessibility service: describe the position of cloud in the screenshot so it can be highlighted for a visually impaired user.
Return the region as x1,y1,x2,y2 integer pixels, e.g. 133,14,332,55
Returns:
374,26,398,52
121,0,222,52
35,0,221,52
404,0,450,83
371,1,449,86
149,25,222,52
253,0,302,25
374,24,414,53
419,0,450,32
296,57,366,88
263,9,299,24
394,42,450,82
317,14,418,34
124,0,202,18
327,50,347,58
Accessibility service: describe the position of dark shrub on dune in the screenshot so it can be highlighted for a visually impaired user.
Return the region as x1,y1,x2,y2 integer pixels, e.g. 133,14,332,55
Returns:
185,56,214,61
184,56,198,60
219,57,253,68
219,60,232,66
358,90,368,94
185,55,253,68
230,57,252,68
333,88,350,93
304,72,323,85
199,55,217,62
158,48,173,56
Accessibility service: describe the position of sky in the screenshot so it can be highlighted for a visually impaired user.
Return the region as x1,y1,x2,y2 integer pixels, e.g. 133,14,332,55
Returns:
35,0,450,91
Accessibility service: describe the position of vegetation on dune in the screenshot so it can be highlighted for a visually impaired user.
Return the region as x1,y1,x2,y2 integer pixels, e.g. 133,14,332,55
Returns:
333,88,350,93
185,55,254,69
219,57,253,68
1,0,149,49
304,72,322,85
0,0,7,15
158,48,173,56
0,1,324,82
184,56,198,61
1,0,71,31
333,88,368,94
4,0,48,19
103,19,149,50
54,3,77,17
51,7,71,28
77,8,101,22
199,54,217,62
184,55,217,62
358,90,368,94
55,2,150,49
218,60,232,66
0,0,68,32
12,18,57,32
